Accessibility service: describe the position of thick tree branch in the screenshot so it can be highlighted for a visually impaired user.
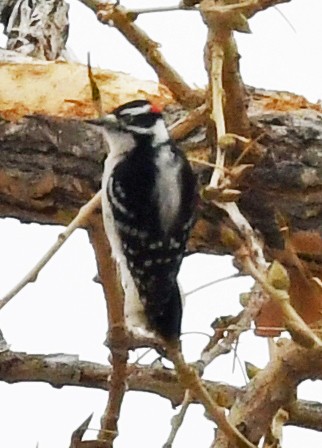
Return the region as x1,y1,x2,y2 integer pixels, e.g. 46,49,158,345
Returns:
0,345,322,433
287,400,322,432
0,77,320,264
214,339,322,446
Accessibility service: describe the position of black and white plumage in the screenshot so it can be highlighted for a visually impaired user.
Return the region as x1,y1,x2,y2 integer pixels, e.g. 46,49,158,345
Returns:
87,100,196,340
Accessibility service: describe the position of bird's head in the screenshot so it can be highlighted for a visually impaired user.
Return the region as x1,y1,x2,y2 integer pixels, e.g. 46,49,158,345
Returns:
85,100,168,143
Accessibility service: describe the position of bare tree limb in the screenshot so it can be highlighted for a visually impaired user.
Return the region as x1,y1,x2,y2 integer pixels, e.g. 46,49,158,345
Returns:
88,217,128,446
200,289,265,366
213,339,322,446
78,0,204,108
167,345,257,448
287,400,322,432
0,191,101,309
0,344,322,434
163,389,192,448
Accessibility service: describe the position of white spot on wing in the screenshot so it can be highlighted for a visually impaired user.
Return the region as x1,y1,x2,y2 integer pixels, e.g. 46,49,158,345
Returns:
170,237,181,249
108,178,132,217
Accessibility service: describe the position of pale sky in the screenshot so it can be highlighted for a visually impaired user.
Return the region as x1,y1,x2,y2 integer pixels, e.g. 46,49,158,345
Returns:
0,1,321,447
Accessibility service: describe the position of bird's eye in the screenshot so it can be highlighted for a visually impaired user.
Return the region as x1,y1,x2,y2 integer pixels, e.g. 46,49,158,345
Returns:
125,115,135,123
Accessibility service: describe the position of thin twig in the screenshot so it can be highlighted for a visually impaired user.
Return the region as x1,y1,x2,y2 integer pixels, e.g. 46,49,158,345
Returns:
200,287,265,367
169,103,207,141
163,389,192,448
209,39,225,188
87,53,103,117
167,344,257,448
0,191,101,310
70,414,93,448
218,202,267,267
184,272,241,297
125,5,198,16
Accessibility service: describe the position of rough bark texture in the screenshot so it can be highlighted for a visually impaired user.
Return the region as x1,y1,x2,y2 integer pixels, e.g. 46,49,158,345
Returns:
0,14,321,445
0,345,322,433
0,73,321,267
1,62,320,336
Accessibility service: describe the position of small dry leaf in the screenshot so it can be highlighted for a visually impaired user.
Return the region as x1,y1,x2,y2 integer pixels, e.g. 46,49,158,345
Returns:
245,361,260,380
220,226,243,251
239,292,251,307
267,260,290,291
233,12,251,33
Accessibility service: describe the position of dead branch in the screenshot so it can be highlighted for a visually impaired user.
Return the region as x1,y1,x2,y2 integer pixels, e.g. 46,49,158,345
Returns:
169,103,207,141
0,191,101,309
200,288,265,365
213,339,322,446
287,400,322,432
0,60,174,121
0,343,322,434
88,217,128,446
70,414,94,448
79,0,204,108
167,345,256,448
163,389,192,448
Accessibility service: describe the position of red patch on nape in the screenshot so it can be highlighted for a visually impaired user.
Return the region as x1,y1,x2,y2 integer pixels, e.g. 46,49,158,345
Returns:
150,103,162,114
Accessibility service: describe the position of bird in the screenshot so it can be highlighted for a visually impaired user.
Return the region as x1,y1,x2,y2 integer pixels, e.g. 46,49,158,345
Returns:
87,99,196,341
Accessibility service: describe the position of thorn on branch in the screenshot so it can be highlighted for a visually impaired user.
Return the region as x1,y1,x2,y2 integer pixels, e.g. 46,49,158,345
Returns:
70,413,93,447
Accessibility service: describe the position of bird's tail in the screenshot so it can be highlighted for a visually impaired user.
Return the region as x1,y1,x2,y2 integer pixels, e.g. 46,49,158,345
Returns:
144,281,182,341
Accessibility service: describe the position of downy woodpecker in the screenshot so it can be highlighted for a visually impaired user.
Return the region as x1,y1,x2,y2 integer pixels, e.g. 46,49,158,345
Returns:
87,100,196,341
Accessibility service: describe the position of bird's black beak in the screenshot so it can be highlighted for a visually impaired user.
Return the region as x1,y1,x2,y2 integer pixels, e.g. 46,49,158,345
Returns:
85,114,118,127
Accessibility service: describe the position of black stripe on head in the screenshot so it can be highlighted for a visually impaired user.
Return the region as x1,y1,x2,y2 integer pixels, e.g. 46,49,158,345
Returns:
113,100,162,130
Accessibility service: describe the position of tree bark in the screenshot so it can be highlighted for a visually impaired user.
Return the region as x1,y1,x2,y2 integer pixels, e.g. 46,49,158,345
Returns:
0,61,321,333
0,64,321,266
